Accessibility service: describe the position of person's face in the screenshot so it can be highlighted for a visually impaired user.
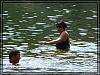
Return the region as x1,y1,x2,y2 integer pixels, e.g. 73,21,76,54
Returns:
57,27,63,33
11,53,20,64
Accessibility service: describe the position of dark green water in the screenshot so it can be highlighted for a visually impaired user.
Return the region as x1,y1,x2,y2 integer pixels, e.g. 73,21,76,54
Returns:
2,2,97,74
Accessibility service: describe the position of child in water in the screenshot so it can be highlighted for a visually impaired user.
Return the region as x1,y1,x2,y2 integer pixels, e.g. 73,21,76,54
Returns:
46,21,70,51
9,50,20,66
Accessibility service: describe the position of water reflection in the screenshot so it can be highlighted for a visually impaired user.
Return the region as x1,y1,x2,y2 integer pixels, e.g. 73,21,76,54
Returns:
2,3,97,73
3,49,97,72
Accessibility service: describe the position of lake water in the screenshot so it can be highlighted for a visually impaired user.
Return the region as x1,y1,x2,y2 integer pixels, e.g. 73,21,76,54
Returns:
1,2,98,74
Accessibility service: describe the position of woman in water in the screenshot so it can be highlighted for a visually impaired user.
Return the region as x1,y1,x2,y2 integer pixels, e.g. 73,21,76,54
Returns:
46,21,70,51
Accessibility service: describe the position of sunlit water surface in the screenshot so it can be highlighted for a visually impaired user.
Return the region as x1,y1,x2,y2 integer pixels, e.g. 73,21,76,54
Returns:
2,3,97,73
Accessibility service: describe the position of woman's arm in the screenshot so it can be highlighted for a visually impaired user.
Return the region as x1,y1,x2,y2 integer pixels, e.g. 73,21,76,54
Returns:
46,31,68,44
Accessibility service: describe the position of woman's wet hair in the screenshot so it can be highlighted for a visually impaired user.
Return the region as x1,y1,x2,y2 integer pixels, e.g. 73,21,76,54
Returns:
9,50,20,59
56,21,67,29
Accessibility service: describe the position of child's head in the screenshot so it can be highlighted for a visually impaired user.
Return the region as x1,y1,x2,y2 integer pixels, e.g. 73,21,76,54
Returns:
9,50,20,65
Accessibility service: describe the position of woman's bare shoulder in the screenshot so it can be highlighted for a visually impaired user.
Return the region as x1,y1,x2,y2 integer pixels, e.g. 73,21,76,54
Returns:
62,31,69,35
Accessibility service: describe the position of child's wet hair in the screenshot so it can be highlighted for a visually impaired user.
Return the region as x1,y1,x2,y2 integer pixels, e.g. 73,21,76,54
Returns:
9,50,20,59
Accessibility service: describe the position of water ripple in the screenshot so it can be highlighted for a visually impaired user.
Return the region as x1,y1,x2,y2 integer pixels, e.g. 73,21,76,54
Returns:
36,23,46,25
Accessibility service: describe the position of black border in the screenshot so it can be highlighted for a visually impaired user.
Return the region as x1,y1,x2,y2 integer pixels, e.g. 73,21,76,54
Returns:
1,0,100,75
